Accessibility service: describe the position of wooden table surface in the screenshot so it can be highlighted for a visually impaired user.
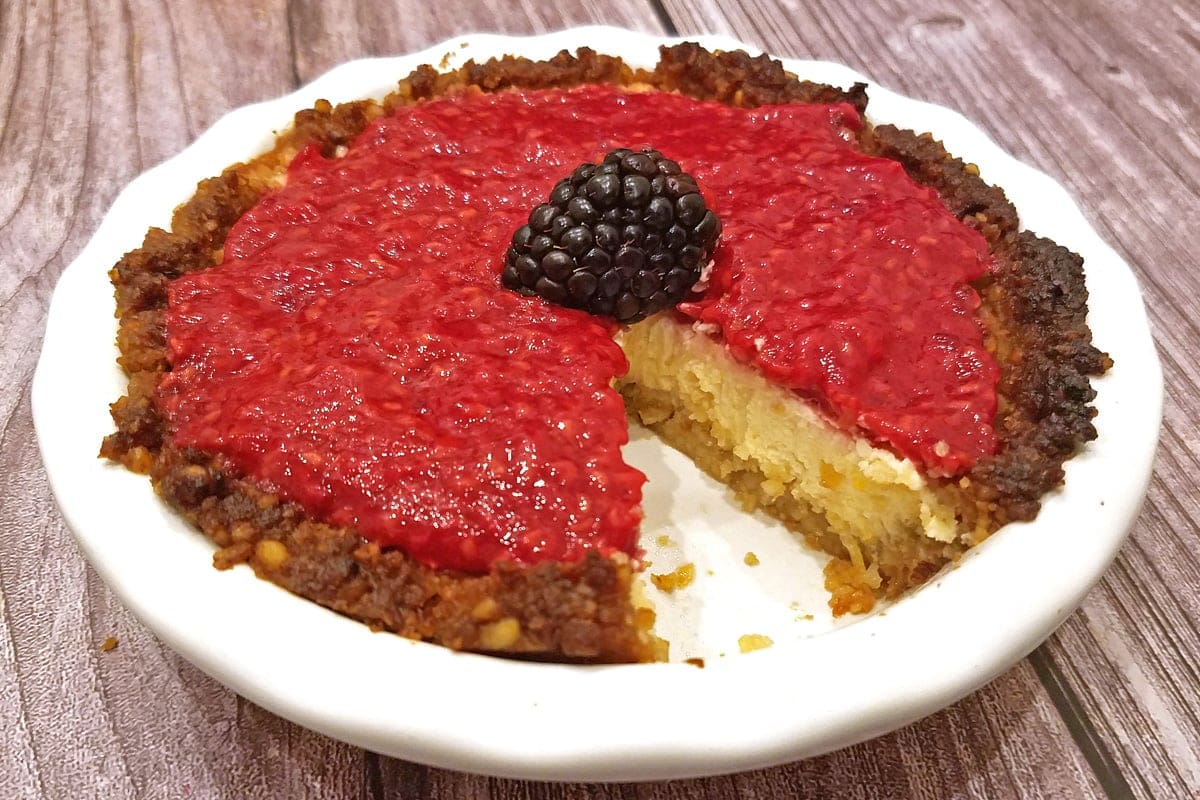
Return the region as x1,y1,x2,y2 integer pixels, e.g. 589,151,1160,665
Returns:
2,1,1198,797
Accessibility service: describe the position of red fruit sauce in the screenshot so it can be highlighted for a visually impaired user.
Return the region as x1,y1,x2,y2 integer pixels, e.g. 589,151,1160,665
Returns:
160,85,998,573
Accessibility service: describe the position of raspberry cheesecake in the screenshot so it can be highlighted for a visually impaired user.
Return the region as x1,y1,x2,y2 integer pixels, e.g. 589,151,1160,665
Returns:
101,44,1109,662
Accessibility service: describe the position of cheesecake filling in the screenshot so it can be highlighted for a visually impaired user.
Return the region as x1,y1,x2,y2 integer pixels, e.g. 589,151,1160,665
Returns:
158,85,998,573
621,318,959,544
618,316,965,610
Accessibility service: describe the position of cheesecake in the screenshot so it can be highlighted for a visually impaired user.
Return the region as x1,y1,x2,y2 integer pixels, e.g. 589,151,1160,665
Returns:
101,44,1109,661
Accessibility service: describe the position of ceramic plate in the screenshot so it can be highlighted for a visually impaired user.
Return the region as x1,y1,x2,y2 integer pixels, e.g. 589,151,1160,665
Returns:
33,27,1160,781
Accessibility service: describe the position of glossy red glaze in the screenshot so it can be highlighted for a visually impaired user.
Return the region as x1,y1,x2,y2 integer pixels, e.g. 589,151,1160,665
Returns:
161,85,997,572
673,104,998,475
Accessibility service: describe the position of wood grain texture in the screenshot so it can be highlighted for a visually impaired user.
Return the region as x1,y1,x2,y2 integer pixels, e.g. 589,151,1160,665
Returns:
0,0,1194,798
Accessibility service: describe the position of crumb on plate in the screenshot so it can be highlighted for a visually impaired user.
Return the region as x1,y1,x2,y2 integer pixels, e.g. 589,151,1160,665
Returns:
650,562,695,593
738,633,774,653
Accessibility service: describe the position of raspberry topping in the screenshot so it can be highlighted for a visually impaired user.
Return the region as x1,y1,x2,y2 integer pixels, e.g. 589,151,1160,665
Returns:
159,84,999,574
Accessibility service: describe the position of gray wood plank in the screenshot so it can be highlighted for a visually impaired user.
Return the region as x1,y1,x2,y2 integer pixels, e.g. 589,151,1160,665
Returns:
285,0,663,84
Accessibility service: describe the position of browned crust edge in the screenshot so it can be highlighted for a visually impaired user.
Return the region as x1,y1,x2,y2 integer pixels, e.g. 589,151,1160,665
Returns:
861,125,1112,539
99,43,1108,657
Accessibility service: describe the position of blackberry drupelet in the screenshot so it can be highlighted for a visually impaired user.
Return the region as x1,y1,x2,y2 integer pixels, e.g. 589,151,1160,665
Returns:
502,148,721,323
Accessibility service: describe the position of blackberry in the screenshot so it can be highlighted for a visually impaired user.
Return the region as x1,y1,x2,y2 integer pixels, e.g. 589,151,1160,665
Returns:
502,148,722,323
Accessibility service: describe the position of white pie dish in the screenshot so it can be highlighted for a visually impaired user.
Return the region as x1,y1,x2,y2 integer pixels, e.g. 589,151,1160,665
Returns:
33,26,1160,781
